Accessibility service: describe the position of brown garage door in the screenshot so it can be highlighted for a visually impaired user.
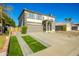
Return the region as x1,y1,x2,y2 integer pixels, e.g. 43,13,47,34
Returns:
27,24,43,33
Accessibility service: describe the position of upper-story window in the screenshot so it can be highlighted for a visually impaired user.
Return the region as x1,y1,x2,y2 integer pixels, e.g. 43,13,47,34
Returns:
36,14,43,20
28,13,35,19
27,12,44,20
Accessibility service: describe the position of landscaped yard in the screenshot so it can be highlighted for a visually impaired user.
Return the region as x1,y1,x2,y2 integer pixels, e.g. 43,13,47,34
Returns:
7,36,23,56
22,35,47,53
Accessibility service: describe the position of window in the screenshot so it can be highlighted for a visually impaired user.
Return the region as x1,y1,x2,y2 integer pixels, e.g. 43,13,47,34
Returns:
36,14,43,20
28,13,43,20
28,13,35,19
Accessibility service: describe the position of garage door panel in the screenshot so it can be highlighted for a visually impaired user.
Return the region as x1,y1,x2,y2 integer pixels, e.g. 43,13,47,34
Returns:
27,24,43,32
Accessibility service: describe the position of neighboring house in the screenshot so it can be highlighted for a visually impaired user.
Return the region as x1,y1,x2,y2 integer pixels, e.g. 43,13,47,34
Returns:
55,23,66,31
71,24,79,31
18,9,55,33
55,23,79,31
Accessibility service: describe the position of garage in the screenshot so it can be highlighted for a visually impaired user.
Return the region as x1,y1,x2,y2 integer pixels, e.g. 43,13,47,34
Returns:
27,23,43,33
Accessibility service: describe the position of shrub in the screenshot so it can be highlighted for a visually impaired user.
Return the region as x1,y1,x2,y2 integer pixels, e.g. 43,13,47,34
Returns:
21,26,27,34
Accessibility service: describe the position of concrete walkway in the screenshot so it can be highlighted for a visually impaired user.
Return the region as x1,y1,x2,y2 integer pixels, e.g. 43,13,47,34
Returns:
28,32,79,56
16,32,33,56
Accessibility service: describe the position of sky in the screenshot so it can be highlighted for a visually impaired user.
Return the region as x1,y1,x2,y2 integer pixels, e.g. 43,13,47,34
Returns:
4,3,79,26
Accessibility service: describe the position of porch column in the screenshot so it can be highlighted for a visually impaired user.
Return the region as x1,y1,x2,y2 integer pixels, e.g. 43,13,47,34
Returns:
46,21,48,32
49,24,51,31
52,22,55,31
48,24,50,31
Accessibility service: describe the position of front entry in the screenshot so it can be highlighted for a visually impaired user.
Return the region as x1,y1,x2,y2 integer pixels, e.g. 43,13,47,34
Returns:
42,20,52,32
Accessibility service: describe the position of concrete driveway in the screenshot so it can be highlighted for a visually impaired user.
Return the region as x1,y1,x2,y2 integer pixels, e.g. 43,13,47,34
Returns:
28,32,79,56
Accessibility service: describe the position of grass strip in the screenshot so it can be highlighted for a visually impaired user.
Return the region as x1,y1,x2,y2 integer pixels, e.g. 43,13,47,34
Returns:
22,35,47,53
7,36,23,56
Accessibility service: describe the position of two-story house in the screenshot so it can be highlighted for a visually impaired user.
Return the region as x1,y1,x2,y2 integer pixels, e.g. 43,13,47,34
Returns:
18,9,55,33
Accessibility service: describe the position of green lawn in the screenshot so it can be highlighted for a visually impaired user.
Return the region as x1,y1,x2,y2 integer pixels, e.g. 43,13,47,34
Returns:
7,36,23,56
0,39,4,49
22,35,47,53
